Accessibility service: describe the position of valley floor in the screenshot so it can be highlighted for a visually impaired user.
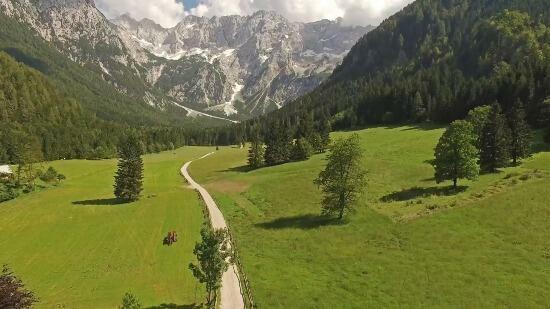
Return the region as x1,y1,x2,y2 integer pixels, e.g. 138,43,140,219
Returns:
190,125,550,308
1,126,549,308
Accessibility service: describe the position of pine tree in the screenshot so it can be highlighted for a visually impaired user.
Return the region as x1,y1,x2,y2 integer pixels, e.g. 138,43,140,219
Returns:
247,132,265,169
480,103,511,172
412,91,427,122
114,135,144,202
296,110,315,141
507,100,532,165
264,121,292,166
291,138,313,161
315,119,332,154
433,120,480,188
120,292,141,309
538,97,550,128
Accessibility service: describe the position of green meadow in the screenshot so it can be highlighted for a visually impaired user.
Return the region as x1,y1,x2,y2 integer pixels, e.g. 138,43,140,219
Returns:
190,126,550,308
1,126,549,308
0,147,214,308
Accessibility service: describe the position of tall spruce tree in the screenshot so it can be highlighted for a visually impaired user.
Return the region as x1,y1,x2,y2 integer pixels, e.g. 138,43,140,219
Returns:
114,135,144,202
247,131,265,169
433,120,480,188
291,138,313,161
296,110,315,141
507,100,532,165
480,104,511,172
264,121,292,166
315,118,332,154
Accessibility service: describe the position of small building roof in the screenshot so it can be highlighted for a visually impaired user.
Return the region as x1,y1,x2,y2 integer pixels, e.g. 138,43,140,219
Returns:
0,165,13,174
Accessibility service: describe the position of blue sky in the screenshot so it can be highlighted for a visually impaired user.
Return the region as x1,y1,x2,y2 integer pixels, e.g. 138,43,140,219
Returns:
182,0,199,9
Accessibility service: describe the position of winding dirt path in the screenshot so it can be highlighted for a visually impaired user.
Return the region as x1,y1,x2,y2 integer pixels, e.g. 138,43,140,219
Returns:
181,153,245,309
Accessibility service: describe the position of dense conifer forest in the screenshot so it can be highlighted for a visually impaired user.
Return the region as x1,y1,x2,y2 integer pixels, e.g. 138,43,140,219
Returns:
2,0,549,164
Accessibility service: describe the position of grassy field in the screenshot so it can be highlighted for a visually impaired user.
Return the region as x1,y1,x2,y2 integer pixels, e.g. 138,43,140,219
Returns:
0,147,215,308
190,126,550,308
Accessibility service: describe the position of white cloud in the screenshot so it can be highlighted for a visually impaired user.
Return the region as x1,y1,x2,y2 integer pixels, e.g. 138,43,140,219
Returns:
96,0,186,28
96,0,414,27
190,0,415,26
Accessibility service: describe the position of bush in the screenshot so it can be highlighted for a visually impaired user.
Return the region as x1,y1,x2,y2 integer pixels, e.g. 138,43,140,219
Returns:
0,183,19,203
119,292,141,309
39,167,58,182
544,127,550,144
0,265,37,308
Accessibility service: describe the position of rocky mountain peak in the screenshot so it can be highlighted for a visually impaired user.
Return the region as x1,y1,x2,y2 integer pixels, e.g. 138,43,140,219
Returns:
1,0,373,121
36,0,95,11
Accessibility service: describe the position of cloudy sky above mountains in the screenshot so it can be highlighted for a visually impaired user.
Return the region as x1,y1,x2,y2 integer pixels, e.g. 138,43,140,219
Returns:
96,0,414,28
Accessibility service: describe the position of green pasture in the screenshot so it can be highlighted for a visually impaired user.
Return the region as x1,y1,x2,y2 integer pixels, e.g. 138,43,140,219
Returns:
0,147,214,308
190,126,550,308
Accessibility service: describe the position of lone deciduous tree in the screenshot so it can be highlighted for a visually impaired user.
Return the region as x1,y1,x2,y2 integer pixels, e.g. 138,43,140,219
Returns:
433,120,480,188
0,265,38,308
507,100,532,165
189,227,231,308
315,134,367,220
114,135,144,202
480,103,511,172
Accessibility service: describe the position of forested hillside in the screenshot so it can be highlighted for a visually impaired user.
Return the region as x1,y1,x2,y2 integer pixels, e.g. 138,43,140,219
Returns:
261,0,549,132
0,51,106,162
0,51,238,163
0,12,225,127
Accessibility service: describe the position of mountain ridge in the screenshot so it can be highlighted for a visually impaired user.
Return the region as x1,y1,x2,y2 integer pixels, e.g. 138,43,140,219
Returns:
112,10,373,118
0,0,372,121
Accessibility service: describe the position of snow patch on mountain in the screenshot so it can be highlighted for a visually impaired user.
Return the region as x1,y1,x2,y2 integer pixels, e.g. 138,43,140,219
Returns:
206,83,243,116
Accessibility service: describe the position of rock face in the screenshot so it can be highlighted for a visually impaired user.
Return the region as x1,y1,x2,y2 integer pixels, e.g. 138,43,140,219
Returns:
0,0,373,120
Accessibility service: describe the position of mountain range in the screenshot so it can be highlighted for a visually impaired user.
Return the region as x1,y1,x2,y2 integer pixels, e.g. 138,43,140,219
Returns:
0,0,372,122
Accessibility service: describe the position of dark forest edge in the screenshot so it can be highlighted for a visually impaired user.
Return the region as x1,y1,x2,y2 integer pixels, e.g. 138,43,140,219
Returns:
2,0,550,166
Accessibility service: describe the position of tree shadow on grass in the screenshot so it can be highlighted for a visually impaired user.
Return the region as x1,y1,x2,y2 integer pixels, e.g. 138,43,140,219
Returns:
72,198,127,206
400,124,443,131
421,177,436,182
145,304,198,309
218,165,252,173
381,185,468,202
255,214,345,230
